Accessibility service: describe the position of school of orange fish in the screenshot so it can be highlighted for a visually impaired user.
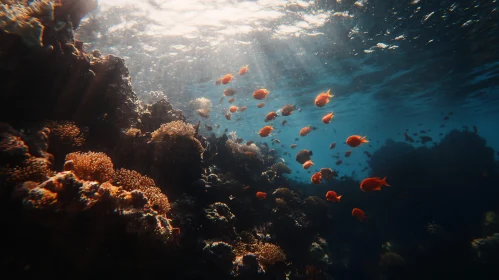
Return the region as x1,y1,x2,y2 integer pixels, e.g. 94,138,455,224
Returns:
214,65,391,222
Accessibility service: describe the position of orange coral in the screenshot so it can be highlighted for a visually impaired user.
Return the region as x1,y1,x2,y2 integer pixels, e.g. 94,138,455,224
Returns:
256,242,287,265
65,151,114,183
44,120,85,147
112,168,170,214
1,157,52,184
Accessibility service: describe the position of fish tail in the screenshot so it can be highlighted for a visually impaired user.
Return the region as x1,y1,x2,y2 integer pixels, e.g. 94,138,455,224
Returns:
326,89,333,97
381,176,390,187
337,195,342,202
362,136,369,143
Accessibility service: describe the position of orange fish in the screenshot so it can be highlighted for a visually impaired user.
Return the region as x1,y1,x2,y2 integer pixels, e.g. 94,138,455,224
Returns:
224,88,236,96
360,177,390,192
329,142,336,149
315,89,334,107
221,74,233,84
253,88,270,100
239,106,247,112
228,98,236,103
265,111,278,122
256,191,267,199
352,208,367,221
322,112,334,124
346,135,369,147
300,126,312,136
257,102,265,108
239,65,249,75
325,191,341,202
303,160,314,169
229,106,238,113
345,150,352,157
225,113,232,120
259,126,274,137
311,172,322,184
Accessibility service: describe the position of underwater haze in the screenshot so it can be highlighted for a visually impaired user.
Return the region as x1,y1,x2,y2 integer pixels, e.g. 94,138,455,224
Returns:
1,0,499,279
78,0,499,182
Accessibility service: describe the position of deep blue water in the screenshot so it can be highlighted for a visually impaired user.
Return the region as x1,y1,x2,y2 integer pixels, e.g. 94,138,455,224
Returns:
78,0,499,182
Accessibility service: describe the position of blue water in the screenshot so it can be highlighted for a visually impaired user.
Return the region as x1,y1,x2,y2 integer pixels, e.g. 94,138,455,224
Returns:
78,0,499,183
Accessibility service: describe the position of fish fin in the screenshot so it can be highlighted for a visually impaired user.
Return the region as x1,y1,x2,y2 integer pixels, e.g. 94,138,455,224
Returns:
337,195,342,202
362,136,369,143
373,186,382,191
382,176,390,187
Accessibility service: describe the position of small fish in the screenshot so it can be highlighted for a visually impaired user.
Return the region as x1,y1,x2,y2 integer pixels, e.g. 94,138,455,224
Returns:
444,116,449,120
281,104,296,116
320,168,338,180
259,126,274,137
204,125,213,131
225,113,232,120
239,65,249,75
246,141,254,146
420,136,432,144
228,98,236,103
311,172,322,184
239,106,247,112
360,177,390,192
403,132,414,143
295,138,299,141
265,111,278,122
272,139,280,144
303,160,314,169
256,191,267,199
315,89,334,107
219,97,224,104
257,102,265,108
352,208,367,221
221,74,233,84
300,126,312,136
346,135,369,147
325,191,341,202
329,142,336,149
229,106,238,113
322,112,334,124
364,151,372,158
253,88,270,100
335,160,342,165
345,150,352,157
290,144,298,149
296,149,313,164
224,88,236,96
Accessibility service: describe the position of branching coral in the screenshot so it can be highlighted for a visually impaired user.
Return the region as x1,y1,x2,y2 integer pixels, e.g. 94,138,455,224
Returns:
0,0,54,47
44,120,85,147
113,168,170,214
64,151,114,183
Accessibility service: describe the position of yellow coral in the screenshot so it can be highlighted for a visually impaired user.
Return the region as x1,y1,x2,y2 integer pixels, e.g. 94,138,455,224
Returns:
65,151,114,183
151,120,195,142
112,168,170,214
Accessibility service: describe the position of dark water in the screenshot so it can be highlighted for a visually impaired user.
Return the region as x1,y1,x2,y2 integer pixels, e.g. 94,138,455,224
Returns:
1,0,499,279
